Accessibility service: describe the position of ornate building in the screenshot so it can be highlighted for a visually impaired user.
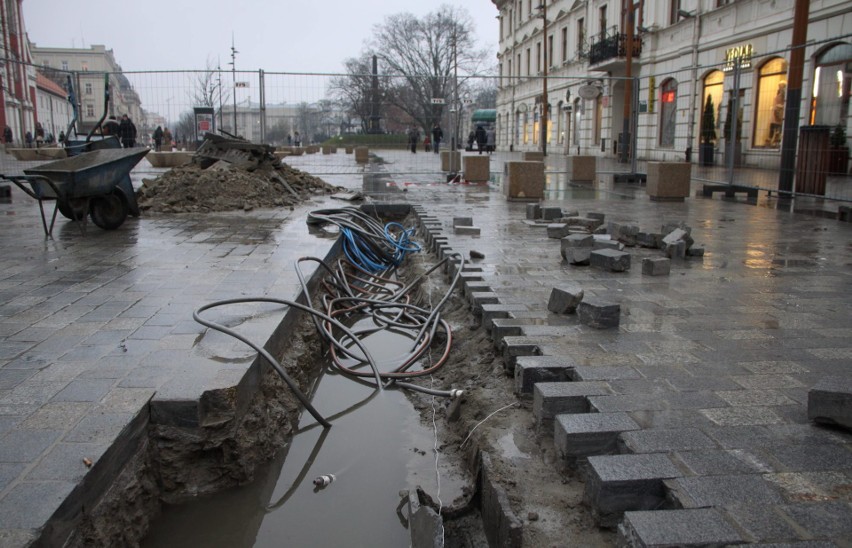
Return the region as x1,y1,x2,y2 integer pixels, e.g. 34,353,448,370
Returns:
492,0,851,167
0,0,38,145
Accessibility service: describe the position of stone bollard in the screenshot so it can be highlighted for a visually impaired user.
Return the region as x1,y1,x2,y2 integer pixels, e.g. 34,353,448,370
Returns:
463,155,490,182
441,150,462,172
345,146,354,154
504,161,544,201
567,156,596,182
354,146,369,164
646,162,692,201
523,151,545,162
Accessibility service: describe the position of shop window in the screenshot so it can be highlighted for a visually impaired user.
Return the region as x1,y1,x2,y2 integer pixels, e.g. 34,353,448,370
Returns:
533,111,539,144
702,70,724,144
810,42,852,126
660,78,677,147
523,112,529,144
753,57,788,149
557,102,564,144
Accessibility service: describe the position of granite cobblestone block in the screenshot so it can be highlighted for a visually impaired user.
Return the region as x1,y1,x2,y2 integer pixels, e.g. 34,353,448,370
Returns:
547,284,584,314
577,299,621,329
590,249,631,272
514,356,576,395
618,508,744,547
555,413,641,463
533,381,612,427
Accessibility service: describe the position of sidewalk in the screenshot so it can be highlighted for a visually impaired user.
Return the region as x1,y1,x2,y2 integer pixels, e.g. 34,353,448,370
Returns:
1,148,850,546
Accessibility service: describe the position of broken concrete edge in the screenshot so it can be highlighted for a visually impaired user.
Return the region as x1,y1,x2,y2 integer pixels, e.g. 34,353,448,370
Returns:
479,451,524,548
408,489,444,548
39,204,416,547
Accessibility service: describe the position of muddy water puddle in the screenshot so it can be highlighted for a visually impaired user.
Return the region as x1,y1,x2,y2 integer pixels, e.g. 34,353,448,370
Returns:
144,321,466,547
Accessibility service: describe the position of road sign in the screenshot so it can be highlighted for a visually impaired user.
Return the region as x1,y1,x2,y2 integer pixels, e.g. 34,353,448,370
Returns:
431,98,445,104
235,82,250,88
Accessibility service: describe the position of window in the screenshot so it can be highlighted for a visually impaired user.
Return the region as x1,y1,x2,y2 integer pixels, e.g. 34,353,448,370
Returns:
508,58,513,80
528,0,532,18
536,42,542,73
533,110,539,144
810,43,852,126
81,62,88,71
85,82,93,95
557,101,564,144
500,15,504,38
702,70,724,145
753,58,788,148
660,78,678,147
561,27,568,63
715,0,732,6
578,18,586,55
599,6,607,39
85,103,94,117
548,35,554,68
61,61,69,71
526,48,531,76
518,1,523,21
517,53,522,78
669,0,682,25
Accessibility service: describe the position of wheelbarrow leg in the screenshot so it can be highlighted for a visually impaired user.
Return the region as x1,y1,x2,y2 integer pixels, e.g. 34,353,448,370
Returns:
36,199,60,238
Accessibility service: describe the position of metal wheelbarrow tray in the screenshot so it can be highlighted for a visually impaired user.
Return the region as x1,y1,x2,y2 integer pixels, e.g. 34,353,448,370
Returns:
3,147,148,237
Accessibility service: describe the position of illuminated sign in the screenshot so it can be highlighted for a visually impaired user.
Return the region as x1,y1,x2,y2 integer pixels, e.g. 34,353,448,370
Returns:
723,44,753,72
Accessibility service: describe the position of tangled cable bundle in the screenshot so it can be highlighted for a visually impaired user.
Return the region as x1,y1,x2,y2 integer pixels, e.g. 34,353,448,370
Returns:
195,207,463,429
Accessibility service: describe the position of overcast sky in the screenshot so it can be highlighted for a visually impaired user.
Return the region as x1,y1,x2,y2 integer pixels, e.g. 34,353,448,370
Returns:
24,0,500,74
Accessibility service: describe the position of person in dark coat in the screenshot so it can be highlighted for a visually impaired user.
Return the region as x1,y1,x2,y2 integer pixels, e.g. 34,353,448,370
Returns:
431,123,443,154
408,125,419,154
152,126,163,151
102,116,120,137
25,131,33,148
3,126,13,145
118,114,137,148
467,131,475,151
475,125,487,154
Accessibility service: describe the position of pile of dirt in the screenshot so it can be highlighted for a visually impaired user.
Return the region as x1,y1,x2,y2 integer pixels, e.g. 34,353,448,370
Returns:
137,162,341,214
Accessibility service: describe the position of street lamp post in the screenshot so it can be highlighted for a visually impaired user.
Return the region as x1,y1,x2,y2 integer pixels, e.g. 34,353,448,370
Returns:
230,37,238,136
537,2,548,156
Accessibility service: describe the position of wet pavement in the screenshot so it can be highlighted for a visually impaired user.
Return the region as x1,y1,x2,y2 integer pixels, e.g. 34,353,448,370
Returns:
0,147,851,546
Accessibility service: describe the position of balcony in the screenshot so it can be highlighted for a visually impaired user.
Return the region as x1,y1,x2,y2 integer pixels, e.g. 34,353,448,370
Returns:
588,30,642,70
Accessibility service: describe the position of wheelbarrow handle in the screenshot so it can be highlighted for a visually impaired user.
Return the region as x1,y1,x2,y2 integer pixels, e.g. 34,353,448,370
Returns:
0,174,62,201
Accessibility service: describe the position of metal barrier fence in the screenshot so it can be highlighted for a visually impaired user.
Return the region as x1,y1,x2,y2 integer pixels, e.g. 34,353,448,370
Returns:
32,45,852,202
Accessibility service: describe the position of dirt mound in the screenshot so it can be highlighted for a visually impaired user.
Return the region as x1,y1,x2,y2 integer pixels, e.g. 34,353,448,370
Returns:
137,162,340,214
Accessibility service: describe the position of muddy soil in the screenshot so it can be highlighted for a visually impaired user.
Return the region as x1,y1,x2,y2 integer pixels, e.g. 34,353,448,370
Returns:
136,161,340,213
398,250,615,547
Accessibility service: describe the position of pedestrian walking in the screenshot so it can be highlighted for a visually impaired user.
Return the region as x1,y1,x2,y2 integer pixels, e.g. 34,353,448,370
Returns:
287,134,292,146
294,131,301,147
25,131,33,148
3,126,12,145
35,123,45,148
475,125,487,154
424,136,431,152
152,126,163,151
118,114,137,148
408,125,420,153
58,130,65,145
467,130,475,151
486,127,496,154
102,116,120,137
431,123,443,154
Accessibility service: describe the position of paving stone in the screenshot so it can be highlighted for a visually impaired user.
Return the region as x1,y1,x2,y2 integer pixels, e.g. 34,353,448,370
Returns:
533,381,612,427
454,225,481,236
577,299,621,329
514,356,576,395
547,284,584,314
781,501,852,538
808,376,852,429
722,503,803,544
608,222,640,246
686,246,705,257
583,453,681,527
618,508,744,547
0,481,76,530
666,474,785,508
546,223,571,239
587,212,605,222
618,427,717,454
571,365,642,382
563,216,604,231
590,249,631,272
480,452,523,548
765,443,852,472
481,304,529,331
673,449,767,476
469,291,500,313
452,216,473,227
525,203,540,220
500,337,542,373
636,232,663,249
642,257,671,276
555,413,641,463
560,234,594,262
540,206,562,220
592,237,624,251
562,246,593,265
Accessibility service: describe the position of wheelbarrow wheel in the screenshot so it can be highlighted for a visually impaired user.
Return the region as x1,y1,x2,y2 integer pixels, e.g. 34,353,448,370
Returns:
89,192,128,230
57,199,87,221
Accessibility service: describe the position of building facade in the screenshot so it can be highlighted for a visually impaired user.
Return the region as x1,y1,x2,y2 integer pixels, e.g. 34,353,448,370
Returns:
35,71,72,141
492,0,852,168
29,44,143,135
0,0,38,145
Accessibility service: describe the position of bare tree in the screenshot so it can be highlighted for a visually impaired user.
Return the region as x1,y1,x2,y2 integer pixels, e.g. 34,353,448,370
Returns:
189,57,230,130
368,4,490,140
328,55,384,133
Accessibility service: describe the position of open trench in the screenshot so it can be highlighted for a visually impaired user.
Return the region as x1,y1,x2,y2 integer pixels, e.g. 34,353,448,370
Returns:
59,206,611,547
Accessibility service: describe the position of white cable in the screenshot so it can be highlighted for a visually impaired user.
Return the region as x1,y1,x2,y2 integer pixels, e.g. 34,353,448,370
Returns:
459,402,520,449
426,283,445,547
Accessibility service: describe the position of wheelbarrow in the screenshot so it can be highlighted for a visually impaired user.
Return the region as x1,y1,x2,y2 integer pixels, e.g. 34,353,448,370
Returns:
2,147,148,237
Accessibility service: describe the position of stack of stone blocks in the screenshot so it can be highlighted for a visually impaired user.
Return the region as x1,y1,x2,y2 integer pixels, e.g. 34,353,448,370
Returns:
453,216,480,236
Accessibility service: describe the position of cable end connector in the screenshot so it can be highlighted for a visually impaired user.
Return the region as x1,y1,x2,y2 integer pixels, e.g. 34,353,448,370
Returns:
450,389,464,399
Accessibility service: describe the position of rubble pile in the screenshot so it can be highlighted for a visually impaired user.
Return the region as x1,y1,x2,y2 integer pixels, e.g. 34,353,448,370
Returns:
136,133,340,213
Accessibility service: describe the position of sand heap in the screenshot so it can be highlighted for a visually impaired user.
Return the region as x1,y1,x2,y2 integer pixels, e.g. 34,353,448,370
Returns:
136,134,340,213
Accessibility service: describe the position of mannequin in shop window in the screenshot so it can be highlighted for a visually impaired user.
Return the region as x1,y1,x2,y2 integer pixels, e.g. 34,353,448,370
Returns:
768,81,786,147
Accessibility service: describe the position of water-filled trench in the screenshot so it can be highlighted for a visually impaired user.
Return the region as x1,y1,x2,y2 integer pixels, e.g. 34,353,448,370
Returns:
143,208,471,546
